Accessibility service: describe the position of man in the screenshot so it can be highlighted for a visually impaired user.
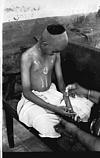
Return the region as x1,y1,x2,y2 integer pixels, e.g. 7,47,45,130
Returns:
55,83,100,151
68,83,100,104
55,118,100,151
17,24,74,138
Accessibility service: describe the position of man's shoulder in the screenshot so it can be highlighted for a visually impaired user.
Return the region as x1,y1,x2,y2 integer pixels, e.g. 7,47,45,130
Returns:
21,45,37,61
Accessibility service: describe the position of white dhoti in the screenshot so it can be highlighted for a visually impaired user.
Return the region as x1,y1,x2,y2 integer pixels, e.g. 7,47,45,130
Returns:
17,83,94,138
17,83,65,138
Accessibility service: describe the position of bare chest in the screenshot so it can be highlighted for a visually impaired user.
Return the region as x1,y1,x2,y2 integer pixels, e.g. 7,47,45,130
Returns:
31,55,56,74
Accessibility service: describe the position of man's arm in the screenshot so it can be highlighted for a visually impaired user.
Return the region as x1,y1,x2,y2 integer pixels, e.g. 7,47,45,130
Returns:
21,52,70,117
76,126,100,151
87,90,100,104
58,119,100,151
54,53,66,93
54,53,74,112
68,83,100,104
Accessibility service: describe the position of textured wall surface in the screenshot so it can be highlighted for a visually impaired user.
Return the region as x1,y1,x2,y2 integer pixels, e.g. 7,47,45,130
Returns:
3,0,100,22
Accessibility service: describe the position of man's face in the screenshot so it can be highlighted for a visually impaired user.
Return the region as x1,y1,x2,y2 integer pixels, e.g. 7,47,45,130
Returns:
40,34,68,56
40,41,59,55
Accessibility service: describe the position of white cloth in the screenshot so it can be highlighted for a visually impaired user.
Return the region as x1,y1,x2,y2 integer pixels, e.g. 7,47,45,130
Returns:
65,84,94,122
17,83,94,138
17,83,65,138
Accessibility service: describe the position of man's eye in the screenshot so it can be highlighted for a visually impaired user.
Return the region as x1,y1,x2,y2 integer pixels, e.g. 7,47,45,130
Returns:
53,50,59,53
43,42,48,46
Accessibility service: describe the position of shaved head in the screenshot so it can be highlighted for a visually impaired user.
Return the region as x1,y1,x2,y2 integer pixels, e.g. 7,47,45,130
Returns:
39,24,68,55
42,24,68,49
47,24,66,35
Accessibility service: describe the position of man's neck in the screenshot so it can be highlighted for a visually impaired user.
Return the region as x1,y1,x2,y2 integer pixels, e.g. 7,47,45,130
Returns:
35,43,47,61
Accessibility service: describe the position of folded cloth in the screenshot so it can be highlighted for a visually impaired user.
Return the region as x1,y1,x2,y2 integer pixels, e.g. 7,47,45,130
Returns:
65,84,94,122
17,83,65,138
17,83,93,138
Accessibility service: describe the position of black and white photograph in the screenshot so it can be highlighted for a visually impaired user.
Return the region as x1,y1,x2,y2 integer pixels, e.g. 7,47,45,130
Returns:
2,0,100,153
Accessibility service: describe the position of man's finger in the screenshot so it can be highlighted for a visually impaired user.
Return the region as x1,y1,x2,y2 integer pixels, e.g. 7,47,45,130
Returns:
60,118,67,125
70,84,76,89
69,93,75,98
68,89,76,93
64,107,69,111
64,111,76,117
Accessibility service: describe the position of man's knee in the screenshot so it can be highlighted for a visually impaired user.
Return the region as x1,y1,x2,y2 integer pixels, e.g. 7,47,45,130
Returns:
32,115,60,137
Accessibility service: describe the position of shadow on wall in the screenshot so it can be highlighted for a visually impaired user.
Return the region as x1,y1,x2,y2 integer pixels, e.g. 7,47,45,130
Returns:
61,41,100,91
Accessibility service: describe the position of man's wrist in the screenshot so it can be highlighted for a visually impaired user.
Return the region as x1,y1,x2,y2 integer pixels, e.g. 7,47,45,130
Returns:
47,103,58,113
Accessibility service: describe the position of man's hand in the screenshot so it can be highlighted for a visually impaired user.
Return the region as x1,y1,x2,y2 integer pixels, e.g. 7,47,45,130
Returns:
56,118,78,136
57,106,76,118
68,83,88,98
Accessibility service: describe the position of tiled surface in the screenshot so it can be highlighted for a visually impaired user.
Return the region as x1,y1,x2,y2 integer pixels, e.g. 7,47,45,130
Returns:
2,110,52,152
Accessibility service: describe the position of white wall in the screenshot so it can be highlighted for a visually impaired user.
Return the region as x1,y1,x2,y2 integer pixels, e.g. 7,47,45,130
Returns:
3,0,100,22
